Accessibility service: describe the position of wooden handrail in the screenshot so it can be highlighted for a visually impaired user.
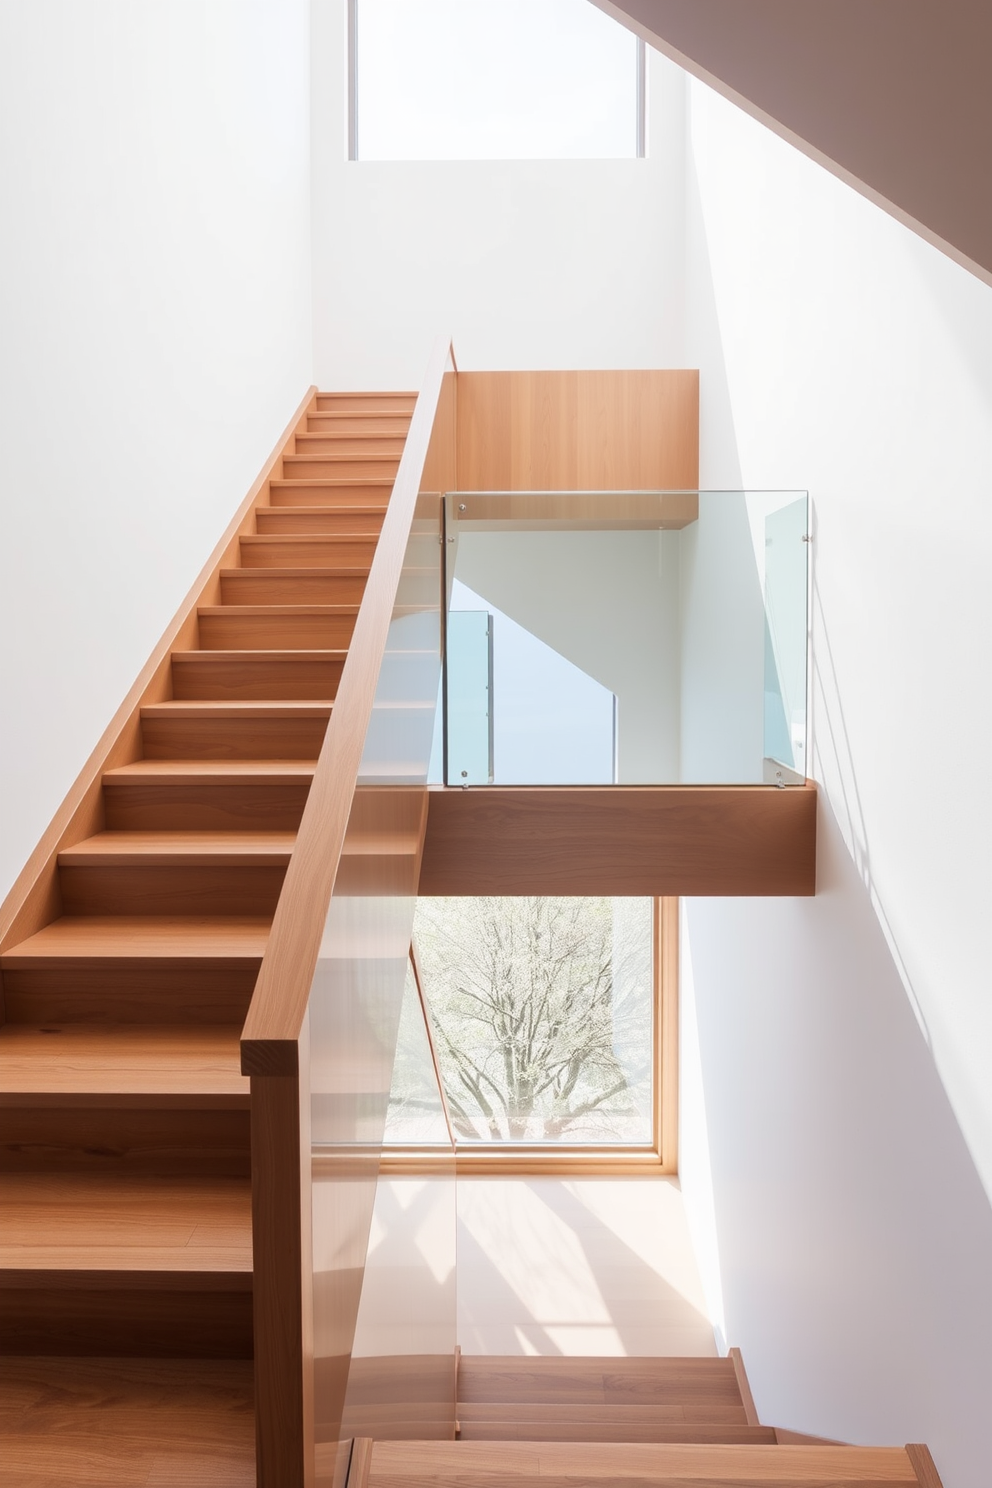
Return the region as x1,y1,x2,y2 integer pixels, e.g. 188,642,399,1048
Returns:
241,337,453,1076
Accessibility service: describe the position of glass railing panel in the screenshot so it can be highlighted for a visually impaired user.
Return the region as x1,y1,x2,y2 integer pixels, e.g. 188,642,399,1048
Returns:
445,609,493,785
309,481,450,1473
340,958,456,1439
443,490,808,786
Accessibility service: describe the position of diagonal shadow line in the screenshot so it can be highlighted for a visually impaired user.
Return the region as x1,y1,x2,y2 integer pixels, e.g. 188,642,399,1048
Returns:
810,554,933,1047
525,1179,716,1355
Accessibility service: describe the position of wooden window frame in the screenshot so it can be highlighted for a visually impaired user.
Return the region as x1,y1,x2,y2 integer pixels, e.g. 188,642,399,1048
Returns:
379,896,678,1178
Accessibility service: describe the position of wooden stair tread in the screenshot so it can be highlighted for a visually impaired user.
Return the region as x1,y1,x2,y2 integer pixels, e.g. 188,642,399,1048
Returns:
0,1172,252,1273
242,541,377,553
456,1357,743,1407
218,568,366,581
59,831,296,865
103,760,316,782
1,916,270,964
257,503,387,513
256,504,387,516
141,702,332,718
0,1024,247,1104
295,431,406,443
197,604,362,617
458,1403,746,1422
456,1423,778,1445
0,1357,254,1485
368,1439,918,1482
268,479,394,489
174,645,349,659
281,452,398,462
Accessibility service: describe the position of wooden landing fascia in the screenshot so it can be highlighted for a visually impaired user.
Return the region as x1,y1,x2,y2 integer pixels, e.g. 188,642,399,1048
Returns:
419,784,816,896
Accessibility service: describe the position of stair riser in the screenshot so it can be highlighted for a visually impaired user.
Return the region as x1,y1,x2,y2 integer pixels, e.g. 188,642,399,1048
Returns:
0,966,260,1025
314,394,415,413
102,782,311,832
307,414,410,434
239,537,377,567
255,508,386,534
296,434,406,456
0,1288,253,1357
141,714,328,760
282,457,398,481
171,655,344,700
219,572,367,605
455,1423,779,1443
58,863,287,917
197,612,357,650
0,1108,250,1177
268,482,392,507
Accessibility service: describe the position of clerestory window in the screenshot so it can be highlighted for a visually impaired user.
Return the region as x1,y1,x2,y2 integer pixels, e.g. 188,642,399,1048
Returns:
349,0,646,161
385,896,678,1174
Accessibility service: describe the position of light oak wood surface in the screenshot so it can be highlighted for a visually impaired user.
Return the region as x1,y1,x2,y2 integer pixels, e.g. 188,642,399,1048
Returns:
455,370,699,491
456,1357,746,1412
0,1024,247,1100
256,506,386,534
0,1357,255,1487
420,786,817,896
368,1438,918,1483
268,479,393,508
729,1347,760,1427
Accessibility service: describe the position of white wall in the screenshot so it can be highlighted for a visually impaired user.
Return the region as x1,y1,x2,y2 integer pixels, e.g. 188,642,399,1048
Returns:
0,1,313,900
454,529,682,782
680,80,992,1486
311,1,686,386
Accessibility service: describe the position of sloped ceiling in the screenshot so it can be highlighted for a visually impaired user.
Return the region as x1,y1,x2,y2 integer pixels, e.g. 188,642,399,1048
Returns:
593,0,992,284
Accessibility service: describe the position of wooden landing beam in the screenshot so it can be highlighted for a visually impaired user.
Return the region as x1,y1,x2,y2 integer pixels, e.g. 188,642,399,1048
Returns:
420,785,816,897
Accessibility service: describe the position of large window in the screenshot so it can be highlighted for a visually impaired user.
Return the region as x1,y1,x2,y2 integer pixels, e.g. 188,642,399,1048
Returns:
351,0,645,161
382,896,678,1173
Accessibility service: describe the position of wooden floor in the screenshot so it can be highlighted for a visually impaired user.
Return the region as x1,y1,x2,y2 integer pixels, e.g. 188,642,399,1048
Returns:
0,1356,255,1488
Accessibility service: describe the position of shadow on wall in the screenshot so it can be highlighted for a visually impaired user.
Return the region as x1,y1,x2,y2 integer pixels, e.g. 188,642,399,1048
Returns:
810,561,932,1046
682,793,992,1488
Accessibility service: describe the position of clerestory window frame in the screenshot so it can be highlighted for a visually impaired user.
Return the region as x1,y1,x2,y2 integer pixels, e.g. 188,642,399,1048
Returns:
347,0,648,164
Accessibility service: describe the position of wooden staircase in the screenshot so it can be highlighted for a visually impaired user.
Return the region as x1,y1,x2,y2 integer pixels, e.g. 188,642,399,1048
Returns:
354,1357,943,1488
0,391,415,1483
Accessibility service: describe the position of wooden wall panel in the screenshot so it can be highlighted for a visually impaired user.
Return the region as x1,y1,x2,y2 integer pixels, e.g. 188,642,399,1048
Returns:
455,371,699,492
420,786,816,897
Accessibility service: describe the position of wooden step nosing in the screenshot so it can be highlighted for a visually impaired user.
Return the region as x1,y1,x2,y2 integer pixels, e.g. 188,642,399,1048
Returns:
268,478,394,488
219,568,368,581
172,648,349,662
58,848,294,867
142,702,332,717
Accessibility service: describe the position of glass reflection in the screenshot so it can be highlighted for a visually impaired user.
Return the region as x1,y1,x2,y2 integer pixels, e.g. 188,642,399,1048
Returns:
340,962,456,1440
443,490,809,785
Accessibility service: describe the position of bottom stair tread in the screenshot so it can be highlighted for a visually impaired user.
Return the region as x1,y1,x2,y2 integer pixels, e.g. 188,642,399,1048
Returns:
0,1355,254,1486
368,1440,918,1486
